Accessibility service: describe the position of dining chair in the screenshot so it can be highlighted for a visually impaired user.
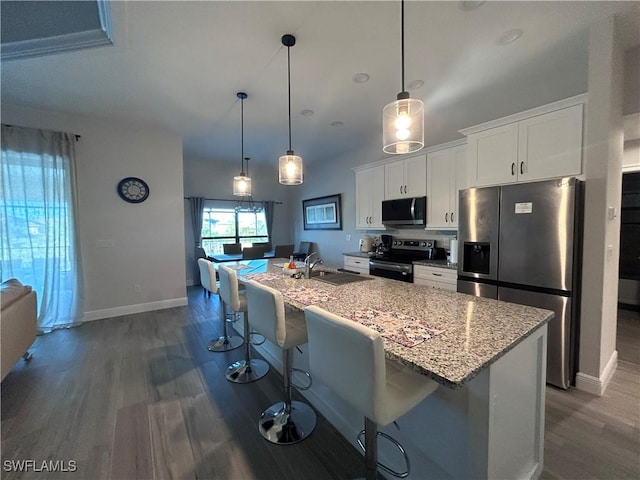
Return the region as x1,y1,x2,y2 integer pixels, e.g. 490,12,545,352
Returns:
293,241,312,261
223,243,242,255
274,244,294,259
242,246,265,259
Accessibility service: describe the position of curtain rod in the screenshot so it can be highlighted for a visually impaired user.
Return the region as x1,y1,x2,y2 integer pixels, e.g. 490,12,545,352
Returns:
2,123,81,141
184,196,283,204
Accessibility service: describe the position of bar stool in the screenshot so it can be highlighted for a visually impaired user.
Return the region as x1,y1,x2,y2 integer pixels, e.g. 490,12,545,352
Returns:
197,259,243,352
245,280,316,444
304,305,438,480
218,265,269,383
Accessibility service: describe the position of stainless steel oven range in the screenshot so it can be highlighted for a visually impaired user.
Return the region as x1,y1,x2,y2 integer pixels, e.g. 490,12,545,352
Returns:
369,238,439,283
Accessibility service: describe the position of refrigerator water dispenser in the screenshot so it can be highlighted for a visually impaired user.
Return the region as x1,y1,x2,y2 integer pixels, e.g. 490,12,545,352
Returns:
463,242,491,275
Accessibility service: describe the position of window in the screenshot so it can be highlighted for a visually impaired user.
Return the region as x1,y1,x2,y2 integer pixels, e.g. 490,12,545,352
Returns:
1,128,82,332
201,207,268,255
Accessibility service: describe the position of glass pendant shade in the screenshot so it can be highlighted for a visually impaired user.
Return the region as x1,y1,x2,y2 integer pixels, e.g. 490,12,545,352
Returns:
383,95,424,154
233,174,251,196
278,152,303,185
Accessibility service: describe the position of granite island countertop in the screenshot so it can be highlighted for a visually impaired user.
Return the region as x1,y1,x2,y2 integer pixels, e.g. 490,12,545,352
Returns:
235,259,553,390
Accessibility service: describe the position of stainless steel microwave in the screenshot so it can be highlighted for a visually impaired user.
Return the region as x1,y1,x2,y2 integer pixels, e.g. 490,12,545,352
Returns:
381,196,426,226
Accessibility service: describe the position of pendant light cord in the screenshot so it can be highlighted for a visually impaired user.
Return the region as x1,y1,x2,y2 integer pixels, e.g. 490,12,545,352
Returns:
240,97,245,175
287,45,292,152
401,0,405,93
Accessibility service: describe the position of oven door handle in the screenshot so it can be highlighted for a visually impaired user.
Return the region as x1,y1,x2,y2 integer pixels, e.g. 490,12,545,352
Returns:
369,261,411,273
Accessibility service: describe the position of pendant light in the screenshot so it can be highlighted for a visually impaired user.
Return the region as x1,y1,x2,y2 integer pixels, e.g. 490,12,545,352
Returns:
382,0,424,154
233,92,252,196
278,34,303,185
235,158,261,213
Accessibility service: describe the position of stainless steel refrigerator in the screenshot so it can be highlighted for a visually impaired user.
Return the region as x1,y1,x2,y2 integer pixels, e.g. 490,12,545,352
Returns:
457,177,583,389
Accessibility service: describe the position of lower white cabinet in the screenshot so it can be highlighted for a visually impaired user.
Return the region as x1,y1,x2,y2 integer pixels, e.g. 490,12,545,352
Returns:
343,255,370,276
413,265,457,291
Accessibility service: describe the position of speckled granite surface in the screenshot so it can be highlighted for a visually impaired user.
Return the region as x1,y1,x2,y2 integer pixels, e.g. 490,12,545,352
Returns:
412,259,458,270
235,259,552,389
343,251,374,258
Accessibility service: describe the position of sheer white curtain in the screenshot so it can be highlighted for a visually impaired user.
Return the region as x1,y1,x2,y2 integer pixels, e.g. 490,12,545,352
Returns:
1,125,84,332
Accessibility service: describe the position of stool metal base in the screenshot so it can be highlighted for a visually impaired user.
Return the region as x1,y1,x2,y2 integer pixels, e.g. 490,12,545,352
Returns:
208,335,243,352
258,401,316,445
225,359,269,384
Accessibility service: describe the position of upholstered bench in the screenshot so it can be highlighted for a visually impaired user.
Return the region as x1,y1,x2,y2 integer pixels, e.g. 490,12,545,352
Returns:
1,279,37,381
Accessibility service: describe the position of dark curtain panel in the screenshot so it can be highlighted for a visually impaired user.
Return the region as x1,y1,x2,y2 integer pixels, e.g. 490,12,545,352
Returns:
189,197,205,247
189,196,205,285
263,201,275,250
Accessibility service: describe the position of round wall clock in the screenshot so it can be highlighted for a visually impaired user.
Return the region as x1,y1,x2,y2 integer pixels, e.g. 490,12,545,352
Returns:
117,177,149,203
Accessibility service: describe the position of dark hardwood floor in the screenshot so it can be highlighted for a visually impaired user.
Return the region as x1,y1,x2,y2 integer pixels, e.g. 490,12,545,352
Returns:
2,288,639,479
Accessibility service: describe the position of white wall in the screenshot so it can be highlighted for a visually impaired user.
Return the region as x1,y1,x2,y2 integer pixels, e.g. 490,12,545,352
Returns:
1,103,187,320
182,154,296,285
577,17,625,395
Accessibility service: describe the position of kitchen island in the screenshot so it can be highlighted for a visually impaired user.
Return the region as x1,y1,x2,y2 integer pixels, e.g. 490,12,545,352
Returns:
227,259,552,479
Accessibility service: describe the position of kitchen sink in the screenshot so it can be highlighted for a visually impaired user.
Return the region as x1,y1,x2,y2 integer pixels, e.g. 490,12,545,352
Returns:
311,270,373,286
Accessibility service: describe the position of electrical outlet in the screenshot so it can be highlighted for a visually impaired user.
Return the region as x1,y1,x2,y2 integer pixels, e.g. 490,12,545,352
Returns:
134,283,141,293
346,235,351,241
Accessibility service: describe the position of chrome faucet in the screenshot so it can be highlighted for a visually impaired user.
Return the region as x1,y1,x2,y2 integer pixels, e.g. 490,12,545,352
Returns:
304,252,324,279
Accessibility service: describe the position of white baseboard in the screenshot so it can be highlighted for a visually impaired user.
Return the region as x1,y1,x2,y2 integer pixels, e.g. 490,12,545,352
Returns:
82,297,188,322
575,350,618,396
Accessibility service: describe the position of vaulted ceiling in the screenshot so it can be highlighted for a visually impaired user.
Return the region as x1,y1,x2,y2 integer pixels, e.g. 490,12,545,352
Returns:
2,1,639,166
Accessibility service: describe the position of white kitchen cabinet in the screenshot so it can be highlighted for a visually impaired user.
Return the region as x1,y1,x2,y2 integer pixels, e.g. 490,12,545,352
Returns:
413,265,457,291
468,123,519,187
355,165,385,229
384,154,427,199
517,104,583,182
343,255,370,276
427,144,466,229
464,99,584,187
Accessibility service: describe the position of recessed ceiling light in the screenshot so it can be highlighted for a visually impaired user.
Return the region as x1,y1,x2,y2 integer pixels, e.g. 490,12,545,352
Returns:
497,28,523,46
301,109,314,117
459,1,485,11
407,79,424,90
352,73,370,84
331,121,344,127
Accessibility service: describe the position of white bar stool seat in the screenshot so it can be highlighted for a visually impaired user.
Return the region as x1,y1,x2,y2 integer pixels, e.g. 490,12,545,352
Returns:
304,305,438,479
245,280,316,444
197,259,243,352
218,265,269,383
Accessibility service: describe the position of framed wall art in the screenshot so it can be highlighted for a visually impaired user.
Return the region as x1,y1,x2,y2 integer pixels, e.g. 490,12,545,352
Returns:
303,194,342,230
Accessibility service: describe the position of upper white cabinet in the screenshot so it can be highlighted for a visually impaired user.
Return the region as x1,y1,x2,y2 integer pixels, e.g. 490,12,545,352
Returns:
469,123,519,186
427,144,466,229
355,164,385,230
462,97,585,187
384,154,427,199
